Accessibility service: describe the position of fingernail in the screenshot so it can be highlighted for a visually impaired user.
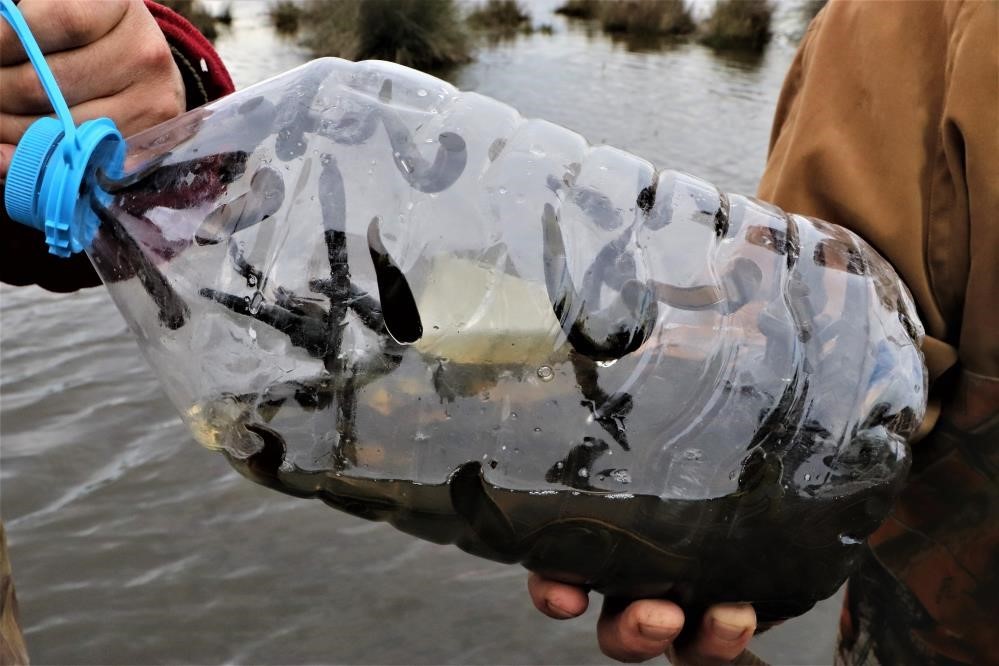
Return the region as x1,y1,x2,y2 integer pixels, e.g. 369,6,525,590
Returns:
638,622,681,642
545,600,575,619
711,617,749,642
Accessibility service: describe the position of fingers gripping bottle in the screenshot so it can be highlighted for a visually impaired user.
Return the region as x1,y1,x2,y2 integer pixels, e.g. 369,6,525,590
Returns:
2,0,926,624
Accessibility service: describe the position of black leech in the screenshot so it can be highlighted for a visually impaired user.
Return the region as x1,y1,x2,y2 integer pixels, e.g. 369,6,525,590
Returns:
714,191,731,237
274,65,327,161
570,352,633,451
545,436,611,491
367,217,423,344
195,166,285,245
541,203,656,362
381,111,467,193
91,200,190,330
637,183,656,213
318,154,351,373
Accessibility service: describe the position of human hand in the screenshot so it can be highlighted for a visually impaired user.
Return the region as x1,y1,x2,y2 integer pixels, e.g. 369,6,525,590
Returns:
0,0,185,177
528,574,758,664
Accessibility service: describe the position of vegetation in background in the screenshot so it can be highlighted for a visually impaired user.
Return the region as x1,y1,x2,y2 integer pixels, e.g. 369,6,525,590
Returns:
600,0,694,37
554,0,694,38
269,0,303,34
554,0,600,20
263,0,783,61
699,0,774,52
216,4,233,26
467,0,531,32
299,0,471,70
158,0,226,41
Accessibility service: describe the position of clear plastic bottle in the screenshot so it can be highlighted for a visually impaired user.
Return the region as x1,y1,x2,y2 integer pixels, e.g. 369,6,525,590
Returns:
6,57,926,622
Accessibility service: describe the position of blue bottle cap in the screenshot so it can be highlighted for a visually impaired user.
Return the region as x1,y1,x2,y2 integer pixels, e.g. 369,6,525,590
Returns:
1,0,124,257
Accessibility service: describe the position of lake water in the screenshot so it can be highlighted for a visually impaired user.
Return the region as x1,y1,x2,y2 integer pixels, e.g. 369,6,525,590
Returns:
1,1,842,663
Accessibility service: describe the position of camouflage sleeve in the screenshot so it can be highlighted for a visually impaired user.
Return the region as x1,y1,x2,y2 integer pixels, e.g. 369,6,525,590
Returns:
838,372,999,665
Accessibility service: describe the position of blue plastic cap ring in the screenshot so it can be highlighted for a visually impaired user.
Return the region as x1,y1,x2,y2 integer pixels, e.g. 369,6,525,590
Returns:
4,116,62,230
5,116,124,257
2,0,124,257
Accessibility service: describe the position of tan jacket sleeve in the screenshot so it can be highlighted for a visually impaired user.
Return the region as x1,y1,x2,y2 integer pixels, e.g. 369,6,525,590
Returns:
758,0,998,438
759,3,999,662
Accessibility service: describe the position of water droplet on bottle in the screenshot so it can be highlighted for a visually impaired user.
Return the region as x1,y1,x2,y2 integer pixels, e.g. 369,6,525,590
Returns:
248,328,257,341
804,473,811,481
683,448,703,461
597,359,617,368
578,468,589,478
414,431,430,442
555,461,564,470
533,427,542,433
529,145,546,157
489,460,498,469
248,291,264,315
498,186,508,195
417,88,428,97
537,366,554,381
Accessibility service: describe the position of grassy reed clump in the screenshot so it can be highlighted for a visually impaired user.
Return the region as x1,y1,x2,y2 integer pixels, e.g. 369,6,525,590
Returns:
300,0,471,70
216,4,233,26
269,0,303,34
158,0,222,40
600,0,695,36
700,0,774,52
554,0,600,19
467,0,531,30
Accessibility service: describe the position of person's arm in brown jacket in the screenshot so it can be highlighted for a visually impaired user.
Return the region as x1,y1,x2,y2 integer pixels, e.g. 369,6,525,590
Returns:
759,1,997,663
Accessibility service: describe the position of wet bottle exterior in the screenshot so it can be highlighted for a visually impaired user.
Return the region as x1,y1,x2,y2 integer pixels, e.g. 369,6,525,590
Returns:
13,58,927,622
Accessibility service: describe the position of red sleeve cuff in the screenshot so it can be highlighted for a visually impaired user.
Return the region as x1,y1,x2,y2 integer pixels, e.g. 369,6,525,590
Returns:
144,1,235,108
